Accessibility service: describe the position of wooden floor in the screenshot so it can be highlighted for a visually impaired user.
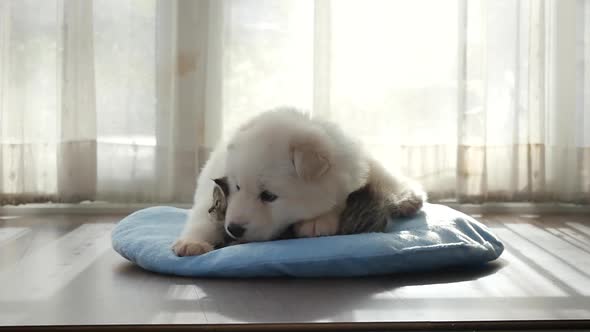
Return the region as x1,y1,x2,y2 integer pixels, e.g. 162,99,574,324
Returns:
0,211,590,329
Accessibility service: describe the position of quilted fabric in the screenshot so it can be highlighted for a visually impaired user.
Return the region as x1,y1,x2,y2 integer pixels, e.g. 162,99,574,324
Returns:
111,203,504,277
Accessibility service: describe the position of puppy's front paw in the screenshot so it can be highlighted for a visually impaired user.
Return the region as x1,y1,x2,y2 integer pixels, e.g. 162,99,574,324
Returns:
294,214,339,238
393,189,426,217
172,238,214,257
294,220,315,238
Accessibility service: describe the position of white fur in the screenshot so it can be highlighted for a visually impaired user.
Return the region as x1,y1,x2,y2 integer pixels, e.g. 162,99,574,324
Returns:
172,107,425,256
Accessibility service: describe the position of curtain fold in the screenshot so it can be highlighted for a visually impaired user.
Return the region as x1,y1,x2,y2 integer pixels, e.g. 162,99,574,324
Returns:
0,0,588,204
1,0,62,203
59,0,97,202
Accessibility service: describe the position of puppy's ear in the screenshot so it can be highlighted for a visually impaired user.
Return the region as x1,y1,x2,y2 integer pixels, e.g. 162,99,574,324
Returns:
212,177,229,197
291,137,330,181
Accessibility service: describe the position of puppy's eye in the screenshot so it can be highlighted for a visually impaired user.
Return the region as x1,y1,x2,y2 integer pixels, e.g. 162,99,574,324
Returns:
259,190,278,202
236,185,240,191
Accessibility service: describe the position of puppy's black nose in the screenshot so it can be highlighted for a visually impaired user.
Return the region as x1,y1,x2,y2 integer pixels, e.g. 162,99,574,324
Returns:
227,223,246,238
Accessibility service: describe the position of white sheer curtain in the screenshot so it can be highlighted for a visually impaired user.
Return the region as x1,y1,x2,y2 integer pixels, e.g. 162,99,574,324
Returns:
0,0,588,204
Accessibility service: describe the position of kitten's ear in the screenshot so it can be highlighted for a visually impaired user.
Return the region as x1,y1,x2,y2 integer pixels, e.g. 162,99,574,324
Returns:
212,177,229,196
290,133,331,181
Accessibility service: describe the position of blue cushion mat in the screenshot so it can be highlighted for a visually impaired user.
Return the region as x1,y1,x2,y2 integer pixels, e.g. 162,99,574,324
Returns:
111,203,504,277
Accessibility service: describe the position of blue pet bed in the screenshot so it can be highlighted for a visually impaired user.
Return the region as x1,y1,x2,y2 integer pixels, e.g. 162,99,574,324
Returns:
111,203,503,277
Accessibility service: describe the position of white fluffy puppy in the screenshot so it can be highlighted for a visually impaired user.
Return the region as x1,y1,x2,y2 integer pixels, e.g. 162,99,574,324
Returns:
172,107,425,256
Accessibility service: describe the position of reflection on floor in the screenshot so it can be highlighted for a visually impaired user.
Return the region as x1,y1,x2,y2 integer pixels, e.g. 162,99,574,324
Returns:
0,212,589,326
